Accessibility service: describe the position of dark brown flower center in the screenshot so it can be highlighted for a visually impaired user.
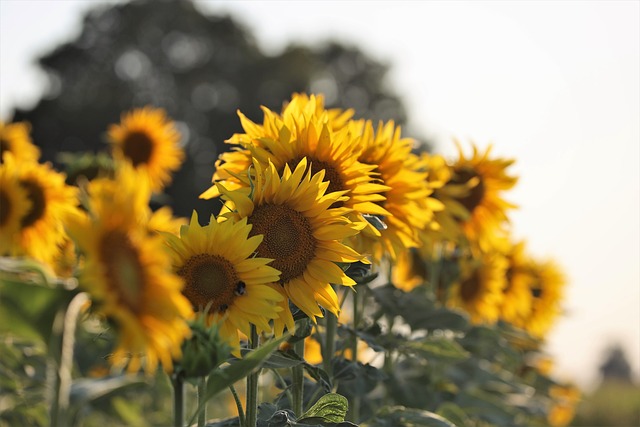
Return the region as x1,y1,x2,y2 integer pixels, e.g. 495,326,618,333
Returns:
99,230,144,311
451,166,485,214
122,131,154,167
178,254,243,313
19,179,46,228
248,203,316,285
460,269,482,303
286,157,345,207
0,137,9,163
0,190,10,227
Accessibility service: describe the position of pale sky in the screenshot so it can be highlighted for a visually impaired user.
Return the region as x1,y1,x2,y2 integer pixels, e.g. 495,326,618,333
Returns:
1,0,638,389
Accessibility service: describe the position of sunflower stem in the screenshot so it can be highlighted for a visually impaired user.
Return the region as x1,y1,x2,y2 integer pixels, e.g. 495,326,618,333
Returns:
245,325,260,427
197,377,206,427
292,339,305,417
229,384,246,427
323,311,337,377
172,374,185,427
348,289,361,423
49,292,88,427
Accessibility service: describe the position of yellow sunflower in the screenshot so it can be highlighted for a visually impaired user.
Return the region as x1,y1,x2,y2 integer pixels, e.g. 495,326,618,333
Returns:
447,251,507,324
391,249,427,292
108,106,184,192
0,121,40,163
0,156,31,253
163,211,283,350
499,240,535,325
217,157,366,334
515,260,565,339
201,94,389,237
349,120,442,261
450,142,518,250
66,169,192,374
548,384,580,427
0,154,78,267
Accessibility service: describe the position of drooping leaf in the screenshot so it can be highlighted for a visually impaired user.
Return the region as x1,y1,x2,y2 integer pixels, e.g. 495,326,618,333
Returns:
373,406,458,427
401,338,469,362
297,393,348,424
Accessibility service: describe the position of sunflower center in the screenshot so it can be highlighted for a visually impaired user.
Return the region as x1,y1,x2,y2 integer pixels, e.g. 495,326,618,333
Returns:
460,269,482,303
122,131,154,167
19,179,46,228
248,203,316,284
0,190,10,227
0,137,9,163
451,167,485,213
286,157,345,206
531,285,543,298
99,230,144,311
179,254,242,313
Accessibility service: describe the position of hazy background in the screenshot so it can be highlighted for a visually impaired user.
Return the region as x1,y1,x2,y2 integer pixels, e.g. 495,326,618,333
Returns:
1,0,638,390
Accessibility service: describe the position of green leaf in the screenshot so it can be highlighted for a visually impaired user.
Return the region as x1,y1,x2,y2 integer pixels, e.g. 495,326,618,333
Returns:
374,406,458,427
436,403,470,427
260,349,305,369
401,338,469,362
188,333,289,425
303,364,332,393
68,376,146,422
298,393,348,424
0,273,76,344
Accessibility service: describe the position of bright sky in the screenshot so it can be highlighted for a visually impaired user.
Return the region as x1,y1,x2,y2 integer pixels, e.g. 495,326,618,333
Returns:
1,1,638,389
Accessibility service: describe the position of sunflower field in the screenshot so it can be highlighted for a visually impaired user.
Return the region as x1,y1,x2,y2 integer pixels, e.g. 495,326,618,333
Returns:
0,94,578,427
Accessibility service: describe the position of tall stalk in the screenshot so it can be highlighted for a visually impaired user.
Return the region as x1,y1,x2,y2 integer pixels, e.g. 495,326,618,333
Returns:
245,325,260,427
172,374,185,427
292,339,305,416
323,311,337,377
197,377,206,427
348,288,361,423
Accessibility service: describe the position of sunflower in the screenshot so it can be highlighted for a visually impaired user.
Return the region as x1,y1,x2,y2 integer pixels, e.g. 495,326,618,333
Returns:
217,157,366,333
515,260,565,339
0,121,40,163
0,156,31,253
349,120,442,261
67,167,192,374
499,240,534,324
548,384,580,427
163,211,283,350
201,94,389,237
447,251,507,324
391,248,427,292
449,142,518,250
108,106,184,192
0,154,78,267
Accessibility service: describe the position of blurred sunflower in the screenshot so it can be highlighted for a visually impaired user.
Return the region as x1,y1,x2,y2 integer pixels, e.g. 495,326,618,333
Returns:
499,240,535,324
391,249,427,292
218,157,366,333
0,154,78,267
202,94,389,236
548,383,580,427
516,260,565,339
350,120,442,261
108,106,184,192
0,156,31,253
67,167,192,374
447,252,507,324
164,212,283,350
450,143,518,250
0,121,40,163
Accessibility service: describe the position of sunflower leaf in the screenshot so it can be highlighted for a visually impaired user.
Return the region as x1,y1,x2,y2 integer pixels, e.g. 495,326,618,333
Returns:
372,406,457,427
188,333,289,425
297,393,348,424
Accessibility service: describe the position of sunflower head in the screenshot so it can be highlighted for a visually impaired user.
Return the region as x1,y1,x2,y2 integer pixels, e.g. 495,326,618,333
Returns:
217,157,366,331
164,211,283,350
67,166,192,374
0,154,78,267
108,106,185,192
450,142,518,250
0,121,40,164
447,251,507,324
499,240,535,324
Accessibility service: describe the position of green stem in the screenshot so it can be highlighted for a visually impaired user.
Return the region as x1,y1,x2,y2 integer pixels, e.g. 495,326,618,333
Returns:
173,374,185,427
229,384,246,427
348,289,361,423
50,292,88,427
292,339,305,417
197,377,206,427
272,369,294,406
245,325,260,427
323,311,337,377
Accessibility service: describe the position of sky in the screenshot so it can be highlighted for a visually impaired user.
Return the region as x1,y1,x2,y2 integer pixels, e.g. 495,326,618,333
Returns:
1,0,639,389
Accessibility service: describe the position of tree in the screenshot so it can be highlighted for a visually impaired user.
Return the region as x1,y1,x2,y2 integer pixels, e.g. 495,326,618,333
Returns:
11,0,413,218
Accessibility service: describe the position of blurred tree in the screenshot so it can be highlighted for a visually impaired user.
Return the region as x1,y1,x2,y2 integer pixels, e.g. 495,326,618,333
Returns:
599,344,633,383
11,0,415,219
